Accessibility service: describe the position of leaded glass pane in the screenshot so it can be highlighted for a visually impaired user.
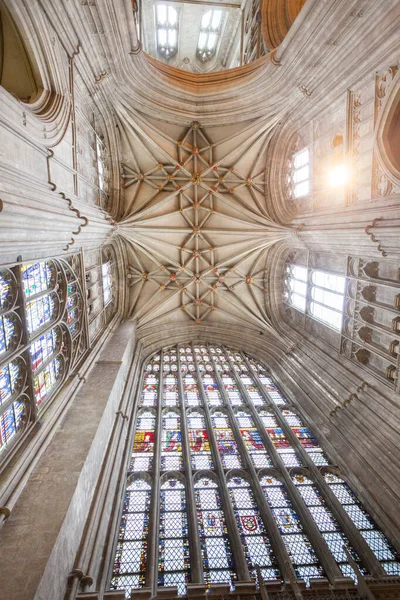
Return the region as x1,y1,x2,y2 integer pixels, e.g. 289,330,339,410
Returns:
26,295,55,334
0,316,14,355
22,262,53,297
33,357,61,405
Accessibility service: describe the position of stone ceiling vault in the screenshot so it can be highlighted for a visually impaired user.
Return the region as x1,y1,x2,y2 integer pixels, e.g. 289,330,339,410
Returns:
114,114,299,331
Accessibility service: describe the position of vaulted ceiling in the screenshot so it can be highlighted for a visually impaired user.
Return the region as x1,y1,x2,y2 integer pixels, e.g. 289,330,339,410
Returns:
114,113,299,331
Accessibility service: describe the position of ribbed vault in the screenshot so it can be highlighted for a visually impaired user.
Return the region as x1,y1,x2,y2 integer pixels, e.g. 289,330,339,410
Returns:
113,115,300,331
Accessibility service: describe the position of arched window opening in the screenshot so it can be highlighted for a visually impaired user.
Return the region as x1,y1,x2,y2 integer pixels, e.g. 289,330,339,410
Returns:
194,476,234,585
197,10,223,61
324,473,400,575
110,346,400,597
159,476,190,592
228,475,281,581
155,4,178,59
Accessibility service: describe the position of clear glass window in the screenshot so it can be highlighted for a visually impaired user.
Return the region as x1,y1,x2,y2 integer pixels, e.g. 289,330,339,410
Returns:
156,4,178,58
292,149,310,198
197,10,223,61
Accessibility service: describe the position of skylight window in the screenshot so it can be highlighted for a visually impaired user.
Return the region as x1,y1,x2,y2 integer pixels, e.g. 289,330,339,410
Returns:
197,10,223,61
156,4,178,58
292,148,310,198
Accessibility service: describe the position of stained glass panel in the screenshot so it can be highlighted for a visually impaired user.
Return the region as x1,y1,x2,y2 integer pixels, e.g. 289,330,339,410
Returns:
33,358,61,405
188,410,213,470
111,478,151,594
195,477,235,586
0,362,20,405
228,476,280,581
161,410,183,471
26,295,55,334
163,374,179,407
293,474,364,578
30,329,57,371
234,410,272,469
22,262,53,297
260,475,323,582
324,473,400,572
0,316,15,355
0,400,24,452
0,273,11,309
131,410,156,472
211,411,242,469
159,478,190,593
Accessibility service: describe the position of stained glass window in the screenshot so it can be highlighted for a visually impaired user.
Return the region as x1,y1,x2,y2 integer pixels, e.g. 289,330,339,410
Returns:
0,400,24,452
188,410,213,470
211,410,243,469
161,410,183,471
234,410,272,468
111,478,152,594
194,476,234,585
26,295,55,334
281,409,329,466
159,478,190,593
260,475,324,582
111,345,400,596
324,473,400,575
0,315,15,354
21,262,53,297
228,475,280,581
131,409,156,472
33,357,61,405
30,329,58,371
293,473,362,579
0,273,11,309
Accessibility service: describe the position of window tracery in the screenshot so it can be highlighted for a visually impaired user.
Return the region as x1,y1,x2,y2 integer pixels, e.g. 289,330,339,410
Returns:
0,256,88,459
110,345,400,598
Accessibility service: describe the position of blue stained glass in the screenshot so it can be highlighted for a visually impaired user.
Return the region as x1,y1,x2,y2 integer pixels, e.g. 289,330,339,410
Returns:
0,274,11,309
22,262,53,297
26,295,55,334
0,362,19,405
30,329,57,371
0,400,24,452
0,315,14,354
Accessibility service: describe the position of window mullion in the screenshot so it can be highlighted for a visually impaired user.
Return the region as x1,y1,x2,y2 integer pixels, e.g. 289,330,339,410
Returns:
177,345,203,584
200,343,251,582
14,265,37,422
221,351,296,584
245,358,386,579
310,297,343,315
240,354,347,583
146,349,164,593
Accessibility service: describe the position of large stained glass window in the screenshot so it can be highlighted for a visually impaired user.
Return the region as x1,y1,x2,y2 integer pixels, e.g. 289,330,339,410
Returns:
111,345,400,598
0,257,86,459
